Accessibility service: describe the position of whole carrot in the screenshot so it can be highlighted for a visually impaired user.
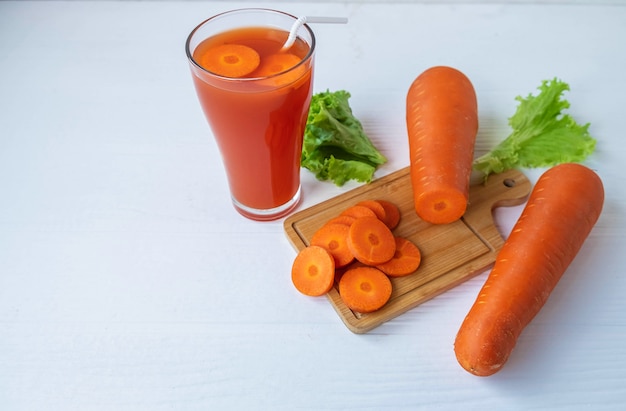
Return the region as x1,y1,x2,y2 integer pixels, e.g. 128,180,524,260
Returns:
454,163,604,376
406,66,478,224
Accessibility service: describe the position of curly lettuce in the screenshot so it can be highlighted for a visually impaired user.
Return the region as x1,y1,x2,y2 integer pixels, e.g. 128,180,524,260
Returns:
473,78,596,179
301,90,386,186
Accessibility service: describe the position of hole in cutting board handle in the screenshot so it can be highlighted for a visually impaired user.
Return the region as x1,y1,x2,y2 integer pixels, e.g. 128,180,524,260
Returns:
503,178,516,188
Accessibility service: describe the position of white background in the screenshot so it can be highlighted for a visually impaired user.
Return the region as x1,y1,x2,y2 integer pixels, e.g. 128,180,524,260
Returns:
1,1,624,410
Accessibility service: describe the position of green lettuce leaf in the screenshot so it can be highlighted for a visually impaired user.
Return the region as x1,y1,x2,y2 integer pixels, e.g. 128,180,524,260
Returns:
473,78,596,179
301,90,386,186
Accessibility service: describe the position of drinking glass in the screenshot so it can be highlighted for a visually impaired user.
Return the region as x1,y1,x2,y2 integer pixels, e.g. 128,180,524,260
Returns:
186,8,316,220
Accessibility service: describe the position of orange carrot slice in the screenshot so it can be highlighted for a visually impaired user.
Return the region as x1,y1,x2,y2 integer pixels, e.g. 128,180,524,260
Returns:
356,200,387,222
347,216,396,265
200,44,260,78
339,266,392,313
340,205,377,219
291,246,336,296
253,53,301,77
376,199,401,230
376,237,422,277
310,223,354,268
324,215,357,228
251,53,306,86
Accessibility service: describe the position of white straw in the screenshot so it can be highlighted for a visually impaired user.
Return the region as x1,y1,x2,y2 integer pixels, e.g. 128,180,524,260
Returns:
281,16,349,52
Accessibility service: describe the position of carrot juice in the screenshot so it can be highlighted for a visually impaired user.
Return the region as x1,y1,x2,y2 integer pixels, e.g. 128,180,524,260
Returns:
186,9,316,220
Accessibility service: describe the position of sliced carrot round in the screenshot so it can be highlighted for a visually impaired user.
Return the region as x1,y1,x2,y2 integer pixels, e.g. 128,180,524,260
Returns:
310,223,354,268
356,200,387,222
347,216,396,265
253,53,301,77
376,199,401,230
415,188,467,225
340,205,377,219
376,237,422,277
324,215,357,228
200,44,260,78
291,245,336,296
251,53,307,87
339,266,392,313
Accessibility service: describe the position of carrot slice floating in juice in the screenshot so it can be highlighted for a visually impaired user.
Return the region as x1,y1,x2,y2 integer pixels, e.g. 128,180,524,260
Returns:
252,53,306,86
200,44,260,78
254,53,301,76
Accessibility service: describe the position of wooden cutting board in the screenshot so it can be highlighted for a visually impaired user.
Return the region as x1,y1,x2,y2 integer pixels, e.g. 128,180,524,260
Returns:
284,167,531,333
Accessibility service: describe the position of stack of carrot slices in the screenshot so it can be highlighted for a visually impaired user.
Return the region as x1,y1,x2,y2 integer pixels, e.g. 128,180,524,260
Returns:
291,199,422,314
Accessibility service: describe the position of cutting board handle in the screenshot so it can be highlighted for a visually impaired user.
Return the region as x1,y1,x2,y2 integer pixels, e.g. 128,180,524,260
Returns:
464,168,531,251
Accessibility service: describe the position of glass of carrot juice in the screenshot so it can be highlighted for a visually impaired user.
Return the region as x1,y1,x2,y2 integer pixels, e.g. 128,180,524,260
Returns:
185,9,316,221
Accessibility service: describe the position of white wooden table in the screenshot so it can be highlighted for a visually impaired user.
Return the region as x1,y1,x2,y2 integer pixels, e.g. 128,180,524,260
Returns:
1,1,624,409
